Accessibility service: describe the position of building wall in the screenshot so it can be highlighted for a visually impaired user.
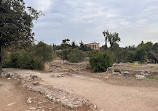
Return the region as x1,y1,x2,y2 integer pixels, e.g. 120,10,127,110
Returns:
86,42,100,50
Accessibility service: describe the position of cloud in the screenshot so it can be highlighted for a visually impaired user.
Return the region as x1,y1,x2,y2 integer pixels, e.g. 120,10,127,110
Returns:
24,0,158,47
25,0,52,12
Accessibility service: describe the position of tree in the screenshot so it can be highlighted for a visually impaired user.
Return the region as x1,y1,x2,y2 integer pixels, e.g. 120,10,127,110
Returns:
71,41,78,49
108,32,120,48
79,41,92,51
67,48,85,63
135,47,147,63
34,41,55,63
61,39,71,49
0,0,41,73
102,30,120,49
60,48,72,62
102,30,109,49
62,39,70,44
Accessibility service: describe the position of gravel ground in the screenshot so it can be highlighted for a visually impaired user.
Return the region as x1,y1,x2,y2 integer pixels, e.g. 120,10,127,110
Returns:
4,68,158,111
0,78,91,111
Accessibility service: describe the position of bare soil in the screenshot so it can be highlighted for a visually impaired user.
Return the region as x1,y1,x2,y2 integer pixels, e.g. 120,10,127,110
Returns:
4,68,158,111
0,78,91,111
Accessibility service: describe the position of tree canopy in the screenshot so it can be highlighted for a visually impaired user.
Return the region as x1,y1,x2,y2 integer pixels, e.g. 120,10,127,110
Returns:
102,30,120,48
0,0,41,73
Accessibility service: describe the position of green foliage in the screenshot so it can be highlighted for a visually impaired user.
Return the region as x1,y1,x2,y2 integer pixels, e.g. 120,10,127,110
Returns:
103,41,158,64
127,51,135,63
60,48,85,63
2,51,44,70
135,47,147,63
34,41,56,63
2,41,56,70
89,52,113,72
0,0,41,72
71,41,78,49
79,41,92,51
0,0,41,47
102,30,120,48
67,48,85,63
60,48,72,61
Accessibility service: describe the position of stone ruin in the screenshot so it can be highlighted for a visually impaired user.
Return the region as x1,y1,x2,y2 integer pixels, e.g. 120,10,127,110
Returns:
107,65,158,80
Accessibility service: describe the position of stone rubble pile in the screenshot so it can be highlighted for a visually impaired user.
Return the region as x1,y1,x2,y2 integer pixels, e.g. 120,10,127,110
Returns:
107,66,158,80
1,72,97,111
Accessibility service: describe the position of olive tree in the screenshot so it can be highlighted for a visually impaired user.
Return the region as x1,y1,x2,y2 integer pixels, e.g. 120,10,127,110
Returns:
0,0,41,73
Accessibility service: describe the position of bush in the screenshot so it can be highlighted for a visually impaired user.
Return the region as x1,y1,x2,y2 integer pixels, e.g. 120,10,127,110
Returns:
89,52,113,72
2,41,55,70
60,48,72,61
2,51,44,70
67,48,85,63
5,52,22,68
34,41,56,62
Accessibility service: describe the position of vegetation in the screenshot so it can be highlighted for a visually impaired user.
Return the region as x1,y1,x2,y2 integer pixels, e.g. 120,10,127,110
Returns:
59,48,85,63
89,52,113,72
34,41,56,63
2,41,56,70
0,0,41,73
102,30,120,49
53,40,91,51
0,0,157,73
101,31,158,64
67,48,85,63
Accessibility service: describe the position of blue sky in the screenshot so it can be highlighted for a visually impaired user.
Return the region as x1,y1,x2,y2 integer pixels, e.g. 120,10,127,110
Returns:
24,0,158,47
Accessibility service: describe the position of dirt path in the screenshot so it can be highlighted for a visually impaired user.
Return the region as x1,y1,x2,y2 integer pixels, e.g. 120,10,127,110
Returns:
4,68,158,111
0,79,28,111
0,78,86,111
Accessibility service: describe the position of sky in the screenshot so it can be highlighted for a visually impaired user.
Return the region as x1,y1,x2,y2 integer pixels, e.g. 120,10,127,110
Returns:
24,0,158,47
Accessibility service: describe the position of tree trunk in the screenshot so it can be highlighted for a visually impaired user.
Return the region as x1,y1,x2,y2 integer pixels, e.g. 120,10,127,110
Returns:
0,46,2,74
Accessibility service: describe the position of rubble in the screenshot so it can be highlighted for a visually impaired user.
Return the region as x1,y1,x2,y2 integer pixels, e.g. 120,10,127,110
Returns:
32,81,40,85
135,75,146,80
107,65,158,80
27,97,32,104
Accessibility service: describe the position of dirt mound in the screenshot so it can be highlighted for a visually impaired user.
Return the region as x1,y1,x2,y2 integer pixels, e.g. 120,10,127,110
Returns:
45,59,90,74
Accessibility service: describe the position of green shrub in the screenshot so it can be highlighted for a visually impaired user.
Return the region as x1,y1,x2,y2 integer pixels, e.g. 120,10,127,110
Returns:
34,41,56,62
2,41,55,70
60,48,72,61
2,51,44,70
67,48,85,63
6,52,22,68
89,52,113,72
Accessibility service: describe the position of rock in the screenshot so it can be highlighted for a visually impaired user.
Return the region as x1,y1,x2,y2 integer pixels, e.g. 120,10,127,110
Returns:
1,72,11,78
30,75,38,80
107,67,114,73
51,74,65,78
145,74,150,78
123,71,129,78
27,97,32,104
135,75,146,80
32,81,40,85
7,102,15,106
29,107,36,110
